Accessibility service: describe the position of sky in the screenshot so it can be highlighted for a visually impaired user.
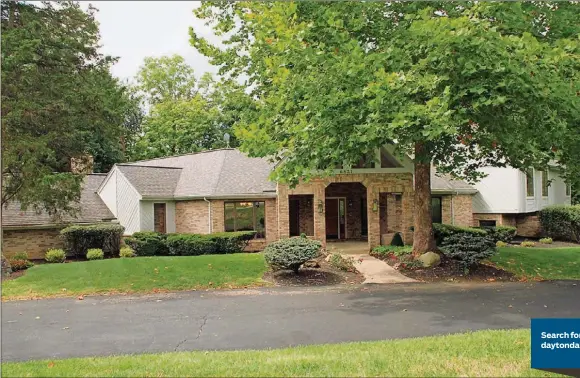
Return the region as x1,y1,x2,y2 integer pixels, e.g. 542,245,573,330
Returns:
84,1,220,82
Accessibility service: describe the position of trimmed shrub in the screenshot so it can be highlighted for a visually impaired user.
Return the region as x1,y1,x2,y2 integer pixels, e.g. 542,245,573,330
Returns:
61,223,124,257
520,241,536,248
264,237,321,273
119,247,136,258
9,259,33,271
439,234,497,272
45,249,66,263
328,253,357,272
12,252,29,260
433,223,487,245
124,232,168,256
166,234,217,256
539,237,553,244
205,231,257,254
486,226,517,243
496,240,508,248
539,205,580,242
86,248,104,260
372,245,413,257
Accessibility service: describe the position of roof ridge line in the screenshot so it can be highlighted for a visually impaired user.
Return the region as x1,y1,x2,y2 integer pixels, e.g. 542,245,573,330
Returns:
117,164,183,169
209,150,231,196
127,148,236,164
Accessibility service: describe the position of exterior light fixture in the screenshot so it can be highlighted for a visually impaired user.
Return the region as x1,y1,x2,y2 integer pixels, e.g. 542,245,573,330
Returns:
317,200,324,214
372,199,379,212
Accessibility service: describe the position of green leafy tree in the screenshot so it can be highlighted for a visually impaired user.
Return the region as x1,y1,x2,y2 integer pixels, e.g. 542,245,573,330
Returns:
191,1,579,253
129,56,254,159
136,54,198,105
1,1,129,217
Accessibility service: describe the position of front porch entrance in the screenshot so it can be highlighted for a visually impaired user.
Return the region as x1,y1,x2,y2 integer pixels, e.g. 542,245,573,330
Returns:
325,198,346,239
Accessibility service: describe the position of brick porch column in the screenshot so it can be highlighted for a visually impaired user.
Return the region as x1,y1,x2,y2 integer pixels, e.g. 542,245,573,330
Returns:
277,185,290,239
313,182,326,248
401,191,414,245
367,184,380,250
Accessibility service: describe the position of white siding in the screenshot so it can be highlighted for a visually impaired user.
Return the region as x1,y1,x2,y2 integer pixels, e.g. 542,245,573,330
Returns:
547,169,572,206
98,169,118,216
116,172,141,235
140,201,176,233
472,167,522,213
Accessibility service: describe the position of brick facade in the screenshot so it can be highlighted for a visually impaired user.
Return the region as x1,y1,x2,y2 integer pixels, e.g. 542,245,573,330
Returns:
278,173,415,251
175,198,278,252
452,195,473,227
2,228,64,260
516,212,542,237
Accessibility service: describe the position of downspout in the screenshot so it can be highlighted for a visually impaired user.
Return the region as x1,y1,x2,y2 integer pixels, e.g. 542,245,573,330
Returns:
204,197,212,233
451,192,457,225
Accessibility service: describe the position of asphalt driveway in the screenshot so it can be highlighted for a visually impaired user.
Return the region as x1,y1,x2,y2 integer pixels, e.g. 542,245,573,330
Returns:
2,281,579,362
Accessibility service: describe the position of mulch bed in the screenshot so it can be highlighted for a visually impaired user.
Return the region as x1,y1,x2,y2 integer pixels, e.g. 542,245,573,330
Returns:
1,270,27,281
263,258,364,287
371,252,516,283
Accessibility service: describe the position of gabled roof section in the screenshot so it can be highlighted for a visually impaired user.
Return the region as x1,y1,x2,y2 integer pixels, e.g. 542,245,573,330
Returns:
116,164,182,198
3,174,116,228
431,169,477,194
125,149,276,198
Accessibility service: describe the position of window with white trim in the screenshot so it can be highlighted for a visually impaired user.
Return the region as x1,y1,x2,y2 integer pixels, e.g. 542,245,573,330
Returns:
526,169,535,197
541,171,549,197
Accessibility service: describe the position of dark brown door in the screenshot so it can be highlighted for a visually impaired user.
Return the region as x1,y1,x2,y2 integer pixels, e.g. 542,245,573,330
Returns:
154,203,166,233
289,199,300,236
325,199,339,239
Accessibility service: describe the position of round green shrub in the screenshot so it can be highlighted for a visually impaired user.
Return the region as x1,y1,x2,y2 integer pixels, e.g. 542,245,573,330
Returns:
496,240,508,248
45,249,66,263
539,205,580,242
539,237,553,244
119,247,136,258
264,237,321,273
13,252,29,260
86,248,104,260
520,241,536,248
439,234,497,272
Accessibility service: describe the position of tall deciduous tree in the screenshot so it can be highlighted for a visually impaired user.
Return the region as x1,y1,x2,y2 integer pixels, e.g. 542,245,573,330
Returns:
1,1,130,217
129,56,254,159
191,1,579,253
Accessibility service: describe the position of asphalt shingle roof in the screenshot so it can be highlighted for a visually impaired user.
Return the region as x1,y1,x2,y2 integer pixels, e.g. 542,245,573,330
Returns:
3,174,115,227
125,149,276,198
116,165,183,198
431,171,477,193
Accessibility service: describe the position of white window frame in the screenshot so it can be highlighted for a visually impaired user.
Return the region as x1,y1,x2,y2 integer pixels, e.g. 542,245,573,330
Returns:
525,169,535,198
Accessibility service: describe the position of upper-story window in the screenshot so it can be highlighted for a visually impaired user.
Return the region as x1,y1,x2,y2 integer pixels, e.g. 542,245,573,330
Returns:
541,171,549,197
566,183,571,196
525,169,535,197
336,147,403,170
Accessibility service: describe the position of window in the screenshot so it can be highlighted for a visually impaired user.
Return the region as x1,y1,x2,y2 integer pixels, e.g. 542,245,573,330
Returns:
526,169,535,197
566,183,571,196
353,153,374,169
479,220,497,228
380,147,403,168
541,171,549,197
431,197,442,224
224,202,266,238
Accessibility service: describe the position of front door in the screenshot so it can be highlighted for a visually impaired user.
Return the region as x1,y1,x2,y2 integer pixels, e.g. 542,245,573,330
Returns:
154,203,166,233
325,198,346,239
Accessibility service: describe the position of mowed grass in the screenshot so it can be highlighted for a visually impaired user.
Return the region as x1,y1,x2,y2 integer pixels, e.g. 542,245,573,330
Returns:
2,254,267,300
491,247,580,280
1,329,560,377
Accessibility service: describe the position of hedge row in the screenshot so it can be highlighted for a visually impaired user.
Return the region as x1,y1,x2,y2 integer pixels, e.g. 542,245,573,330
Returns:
61,223,125,257
433,223,516,245
125,231,256,256
539,205,580,242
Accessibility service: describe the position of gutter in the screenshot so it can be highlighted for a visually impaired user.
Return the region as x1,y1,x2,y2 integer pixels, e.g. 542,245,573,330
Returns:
142,193,278,201
204,197,212,233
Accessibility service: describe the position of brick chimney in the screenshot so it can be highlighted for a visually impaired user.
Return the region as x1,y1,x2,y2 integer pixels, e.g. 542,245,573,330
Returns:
70,155,94,174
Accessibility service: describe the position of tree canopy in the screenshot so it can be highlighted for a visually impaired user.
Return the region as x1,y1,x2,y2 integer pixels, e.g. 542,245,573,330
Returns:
128,56,255,160
191,1,580,252
1,1,132,216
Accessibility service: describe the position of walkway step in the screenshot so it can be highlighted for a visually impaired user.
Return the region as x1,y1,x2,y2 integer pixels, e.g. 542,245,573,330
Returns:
345,254,418,284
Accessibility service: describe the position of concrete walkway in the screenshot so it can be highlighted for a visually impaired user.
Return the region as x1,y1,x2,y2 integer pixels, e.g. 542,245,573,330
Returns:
327,241,417,284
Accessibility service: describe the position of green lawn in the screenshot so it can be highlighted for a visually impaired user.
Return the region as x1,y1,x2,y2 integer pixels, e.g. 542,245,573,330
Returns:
2,254,267,300
1,329,559,377
491,247,580,280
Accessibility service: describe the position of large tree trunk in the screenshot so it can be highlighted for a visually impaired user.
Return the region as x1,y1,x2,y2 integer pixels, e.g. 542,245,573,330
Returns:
412,142,437,255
